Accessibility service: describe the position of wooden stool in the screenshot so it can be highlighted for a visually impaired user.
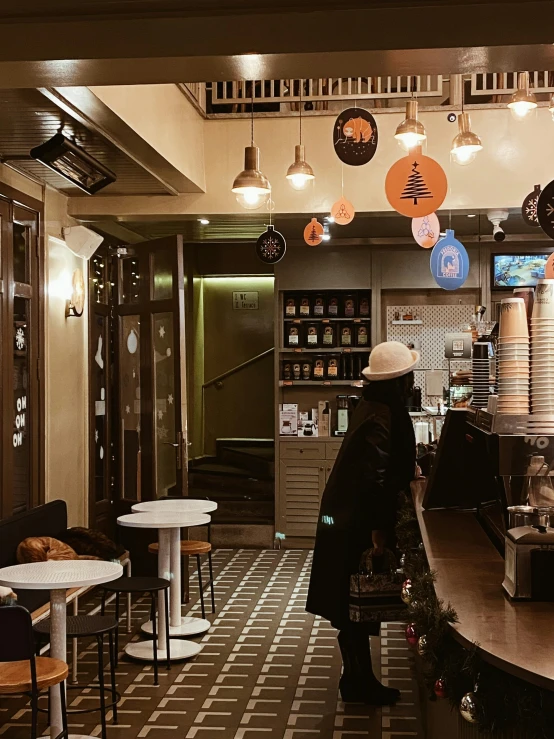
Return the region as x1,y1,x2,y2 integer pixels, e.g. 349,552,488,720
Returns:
148,541,215,619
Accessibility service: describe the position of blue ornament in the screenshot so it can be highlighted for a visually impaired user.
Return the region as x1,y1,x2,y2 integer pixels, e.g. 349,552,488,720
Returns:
429,229,469,290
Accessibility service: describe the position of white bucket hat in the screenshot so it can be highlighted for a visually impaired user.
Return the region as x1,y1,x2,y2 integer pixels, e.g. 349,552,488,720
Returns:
362,341,419,381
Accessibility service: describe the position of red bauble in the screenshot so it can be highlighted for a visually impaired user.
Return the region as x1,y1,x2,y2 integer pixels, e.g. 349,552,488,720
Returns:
405,622,418,647
402,578,412,590
434,678,447,699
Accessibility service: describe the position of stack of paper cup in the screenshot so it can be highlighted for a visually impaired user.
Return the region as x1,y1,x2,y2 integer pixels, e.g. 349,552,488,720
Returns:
531,279,554,414
497,297,530,414
472,342,492,408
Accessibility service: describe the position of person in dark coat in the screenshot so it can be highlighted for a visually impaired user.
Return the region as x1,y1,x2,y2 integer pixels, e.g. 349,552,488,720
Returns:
306,341,418,705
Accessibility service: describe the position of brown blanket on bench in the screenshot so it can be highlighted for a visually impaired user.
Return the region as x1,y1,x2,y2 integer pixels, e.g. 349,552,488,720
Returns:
17,537,100,563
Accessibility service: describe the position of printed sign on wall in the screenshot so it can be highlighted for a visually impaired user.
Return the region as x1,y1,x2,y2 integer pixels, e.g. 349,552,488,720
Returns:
333,108,378,166
385,150,447,218
429,229,469,290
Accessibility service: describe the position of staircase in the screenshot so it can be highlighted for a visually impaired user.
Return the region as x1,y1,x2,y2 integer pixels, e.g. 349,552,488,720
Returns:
189,438,274,547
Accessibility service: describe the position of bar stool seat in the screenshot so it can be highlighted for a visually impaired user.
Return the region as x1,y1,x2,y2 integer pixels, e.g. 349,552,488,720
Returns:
148,541,215,619
0,657,68,694
103,576,170,594
35,615,117,639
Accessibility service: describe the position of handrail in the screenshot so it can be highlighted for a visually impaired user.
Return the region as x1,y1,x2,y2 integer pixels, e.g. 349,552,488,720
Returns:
202,348,274,389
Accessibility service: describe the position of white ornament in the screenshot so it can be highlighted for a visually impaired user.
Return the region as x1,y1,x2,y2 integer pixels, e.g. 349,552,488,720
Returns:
15,327,25,351
159,325,166,338
166,348,172,357
157,409,163,420
99,446,104,460
95,335,104,369
168,394,174,405
125,405,130,414
127,329,138,354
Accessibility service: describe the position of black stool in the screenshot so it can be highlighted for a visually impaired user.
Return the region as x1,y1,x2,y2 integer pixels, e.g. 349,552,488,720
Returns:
101,576,170,684
34,615,118,739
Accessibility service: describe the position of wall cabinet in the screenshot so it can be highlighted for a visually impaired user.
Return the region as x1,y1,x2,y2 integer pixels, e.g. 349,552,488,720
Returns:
278,440,341,539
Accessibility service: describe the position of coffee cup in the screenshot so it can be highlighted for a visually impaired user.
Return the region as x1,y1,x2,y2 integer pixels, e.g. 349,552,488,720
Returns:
532,280,554,320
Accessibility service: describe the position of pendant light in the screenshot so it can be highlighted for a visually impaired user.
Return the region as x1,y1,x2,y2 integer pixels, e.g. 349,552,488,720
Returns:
286,81,315,190
394,99,426,151
507,72,537,120
549,94,554,121
451,112,482,166
232,88,271,210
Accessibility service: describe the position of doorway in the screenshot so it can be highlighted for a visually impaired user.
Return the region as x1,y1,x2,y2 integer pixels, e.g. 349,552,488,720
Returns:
0,190,43,519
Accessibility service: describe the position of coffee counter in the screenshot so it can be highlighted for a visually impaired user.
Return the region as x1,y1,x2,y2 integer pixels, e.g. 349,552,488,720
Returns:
413,481,554,691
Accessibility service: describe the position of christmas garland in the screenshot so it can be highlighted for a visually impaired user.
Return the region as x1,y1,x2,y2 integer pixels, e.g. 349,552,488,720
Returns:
396,492,554,738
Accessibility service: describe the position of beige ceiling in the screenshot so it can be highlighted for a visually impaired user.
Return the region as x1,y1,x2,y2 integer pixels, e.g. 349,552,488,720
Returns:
0,89,169,196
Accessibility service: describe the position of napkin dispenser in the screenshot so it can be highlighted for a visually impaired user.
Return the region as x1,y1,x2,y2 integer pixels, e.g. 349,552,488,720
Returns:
503,525,554,600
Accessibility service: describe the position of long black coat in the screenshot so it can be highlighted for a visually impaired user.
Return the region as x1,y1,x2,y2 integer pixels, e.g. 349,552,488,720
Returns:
306,383,416,629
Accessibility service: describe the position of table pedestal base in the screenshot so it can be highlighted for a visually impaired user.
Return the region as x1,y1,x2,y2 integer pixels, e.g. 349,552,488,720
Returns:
141,615,210,637
125,639,202,662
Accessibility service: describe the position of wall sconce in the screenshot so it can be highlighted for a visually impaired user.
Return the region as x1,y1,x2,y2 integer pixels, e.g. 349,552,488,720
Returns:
66,268,85,318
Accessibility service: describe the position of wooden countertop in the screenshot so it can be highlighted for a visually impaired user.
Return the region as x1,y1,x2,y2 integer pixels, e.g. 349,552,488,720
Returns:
413,482,554,691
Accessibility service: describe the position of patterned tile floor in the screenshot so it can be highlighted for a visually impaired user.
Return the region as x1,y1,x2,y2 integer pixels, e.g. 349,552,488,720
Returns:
0,549,423,739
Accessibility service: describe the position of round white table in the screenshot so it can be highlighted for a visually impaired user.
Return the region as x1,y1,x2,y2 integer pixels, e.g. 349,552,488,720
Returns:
117,510,211,660
0,559,122,739
131,499,217,515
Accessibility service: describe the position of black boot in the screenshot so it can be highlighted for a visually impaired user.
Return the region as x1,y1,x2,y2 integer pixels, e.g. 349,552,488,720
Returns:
338,626,400,706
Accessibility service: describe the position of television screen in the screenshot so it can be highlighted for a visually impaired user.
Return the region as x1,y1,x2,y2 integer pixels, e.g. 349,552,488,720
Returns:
492,254,549,288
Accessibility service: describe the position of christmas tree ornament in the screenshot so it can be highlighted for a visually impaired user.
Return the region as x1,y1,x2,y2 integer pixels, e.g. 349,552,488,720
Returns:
412,213,440,248
331,196,355,225
286,84,315,190
522,184,541,227
394,99,426,151
405,622,418,647
417,635,427,657
430,229,470,290
385,148,447,218
256,225,286,264
508,71,537,120
460,692,480,724
434,678,447,699
401,579,413,604
537,179,554,239
232,95,271,210
333,107,378,166
304,218,324,246
450,112,482,166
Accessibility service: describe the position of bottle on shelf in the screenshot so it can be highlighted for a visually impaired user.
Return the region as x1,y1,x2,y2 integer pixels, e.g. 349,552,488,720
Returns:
322,323,336,347
336,395,349,435
292,361,302,380
305,322,320,348
313,357,325,381
328,293,340,317
299,294,311,317
359,292,371,318
286,323,302,348
284,294,297,317
340,354,347,380
340,324,353,347
343,293,356,318
313,293,326,318
326,355,339,380
344,354,353,381
355,323,369,347
301,359,313,381
353,354,362,380
282,361,292,381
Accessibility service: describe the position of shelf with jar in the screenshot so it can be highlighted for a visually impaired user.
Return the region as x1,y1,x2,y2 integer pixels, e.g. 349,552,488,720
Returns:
281,352,369,383
284,320,370,350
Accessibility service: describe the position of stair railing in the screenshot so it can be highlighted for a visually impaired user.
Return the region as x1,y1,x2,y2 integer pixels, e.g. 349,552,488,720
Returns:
200,348,274,456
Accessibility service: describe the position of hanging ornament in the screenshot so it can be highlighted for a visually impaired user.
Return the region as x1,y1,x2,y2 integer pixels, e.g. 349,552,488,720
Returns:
127,329,138,355
537,179,554,239
412,213,440,249
331,196,355,225
430,229,470,291
399,553,406,569
522,184,541,227
459,692,480,724
417,635,427,657
333,107,378,166
385,148,447,218
304,217,324,246
434,678,447,700
256,225,286,264
401,579,413,604
405,622,418,647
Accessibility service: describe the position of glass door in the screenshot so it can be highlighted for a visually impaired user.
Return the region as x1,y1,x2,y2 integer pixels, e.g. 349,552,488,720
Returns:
114,236,188,510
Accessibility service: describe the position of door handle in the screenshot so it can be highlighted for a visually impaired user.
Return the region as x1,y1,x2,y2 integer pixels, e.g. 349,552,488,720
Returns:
163,442,179,448
163,432,183,469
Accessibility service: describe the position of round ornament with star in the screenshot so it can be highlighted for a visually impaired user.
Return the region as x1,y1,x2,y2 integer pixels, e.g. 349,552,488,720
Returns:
333,107,378,166
522,184,541,227
386,148,447,218
256,225,286,264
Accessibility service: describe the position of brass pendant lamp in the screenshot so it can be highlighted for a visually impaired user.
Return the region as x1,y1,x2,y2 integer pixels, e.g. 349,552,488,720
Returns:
394,99,426,150
286,81,315,190
232,88,271,210
451,111,482,166
508,71,537,119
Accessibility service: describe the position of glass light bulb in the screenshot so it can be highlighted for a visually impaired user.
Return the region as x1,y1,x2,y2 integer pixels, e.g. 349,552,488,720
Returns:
396,132,426,152
321,232,331,241
289,173,310,190
451,146,478,166
235,188,270,210
509,100,536,120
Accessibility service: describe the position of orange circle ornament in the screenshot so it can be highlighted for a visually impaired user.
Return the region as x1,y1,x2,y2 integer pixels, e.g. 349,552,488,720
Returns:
385,149,447,218
545,252,554,279
412,213,440,249
331,196,355,226
304,217,324,246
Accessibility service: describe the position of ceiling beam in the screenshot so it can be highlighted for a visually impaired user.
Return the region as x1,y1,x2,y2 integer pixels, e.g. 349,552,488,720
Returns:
0,4,553,86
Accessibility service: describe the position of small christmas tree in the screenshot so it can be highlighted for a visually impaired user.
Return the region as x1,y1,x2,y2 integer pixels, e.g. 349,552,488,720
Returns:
308,224,320,242
401,161,433,206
